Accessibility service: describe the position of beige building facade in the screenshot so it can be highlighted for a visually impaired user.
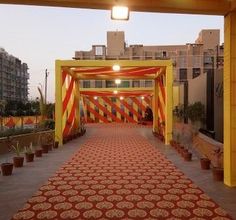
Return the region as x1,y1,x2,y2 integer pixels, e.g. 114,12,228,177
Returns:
74,29,223,89
74,29,224,141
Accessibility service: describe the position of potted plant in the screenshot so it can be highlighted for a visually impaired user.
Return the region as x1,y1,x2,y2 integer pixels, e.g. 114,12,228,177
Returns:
1,155,14,176
183,146,192,161
41,133,53,153
186,102,205,136
1,162,13,176
54,140,59,149
35,147,43,157
80,122,86,136
11,142,24,167
54,135,59,149
33,142,43,158
200,155,211,170
0,136,14,176
24,144,34,162
212,148,224,181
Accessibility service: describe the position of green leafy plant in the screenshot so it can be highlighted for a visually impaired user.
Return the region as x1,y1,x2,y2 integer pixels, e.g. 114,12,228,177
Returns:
173,104,185,122
42,119,55,130
0,128,34,138
24,143,33,154
11,142,22,157
213,148,223,168
40,133,54,145
186,102,205,123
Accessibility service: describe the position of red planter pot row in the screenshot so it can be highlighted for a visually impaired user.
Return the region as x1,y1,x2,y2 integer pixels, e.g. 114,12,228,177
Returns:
152,131,165,143
200,158,224,181
1,141,59,176
63,129,86,144
169,140,192,161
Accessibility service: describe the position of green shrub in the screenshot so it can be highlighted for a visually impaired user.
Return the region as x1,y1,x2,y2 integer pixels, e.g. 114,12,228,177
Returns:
0,128,34,138
42,119,55,130
186,102,205,123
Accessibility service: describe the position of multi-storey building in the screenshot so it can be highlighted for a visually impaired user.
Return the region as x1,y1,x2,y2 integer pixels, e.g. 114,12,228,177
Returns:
0,48,29,102
74,29,223,88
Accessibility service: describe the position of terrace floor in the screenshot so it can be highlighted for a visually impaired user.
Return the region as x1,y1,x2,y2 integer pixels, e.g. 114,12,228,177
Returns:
0,123,236,220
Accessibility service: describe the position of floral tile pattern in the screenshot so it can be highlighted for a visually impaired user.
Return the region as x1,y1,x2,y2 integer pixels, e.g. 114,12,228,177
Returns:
12,124,233,220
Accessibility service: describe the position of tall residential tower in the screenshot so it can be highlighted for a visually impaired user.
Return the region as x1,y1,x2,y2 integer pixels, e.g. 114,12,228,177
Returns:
0,48,29,102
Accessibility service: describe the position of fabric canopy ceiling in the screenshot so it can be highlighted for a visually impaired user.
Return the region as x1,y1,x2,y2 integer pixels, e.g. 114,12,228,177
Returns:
71,66,161,79
80,90,152,97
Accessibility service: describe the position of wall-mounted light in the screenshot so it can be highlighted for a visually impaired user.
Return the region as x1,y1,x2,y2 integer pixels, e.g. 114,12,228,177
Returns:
111,6,129,20
112,64,120,72
120,96,124,100
94,96,98,100
115,79,121,85
141,96,145,100
113,90,118,94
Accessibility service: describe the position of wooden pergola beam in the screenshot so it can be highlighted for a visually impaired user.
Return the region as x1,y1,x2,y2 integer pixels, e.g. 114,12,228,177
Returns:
0,0,234,15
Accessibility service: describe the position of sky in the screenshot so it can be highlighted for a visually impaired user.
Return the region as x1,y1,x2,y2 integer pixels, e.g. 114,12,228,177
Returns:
0,4,224,102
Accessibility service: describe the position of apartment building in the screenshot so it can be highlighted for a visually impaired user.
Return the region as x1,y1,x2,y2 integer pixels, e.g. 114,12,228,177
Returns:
0,48,29,102
74,29,223,88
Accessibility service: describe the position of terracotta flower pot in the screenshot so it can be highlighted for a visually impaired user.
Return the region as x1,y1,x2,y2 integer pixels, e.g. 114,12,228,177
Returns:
1,163,13,176
54,141,59,149
13,156,24,167
42,145,49,153
47,144,53,151
170,140,175,147
35,149,43,157
184,152,192,161
181,149,188,157
200,158,211,170
212,167,224,181
25,153,34,162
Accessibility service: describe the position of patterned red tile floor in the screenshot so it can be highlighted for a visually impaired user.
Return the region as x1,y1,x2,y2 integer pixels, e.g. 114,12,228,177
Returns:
12,124,233,219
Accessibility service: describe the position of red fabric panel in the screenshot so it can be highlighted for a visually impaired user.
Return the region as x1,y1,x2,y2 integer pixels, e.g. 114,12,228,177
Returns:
63,78,75,114
87,97,122,123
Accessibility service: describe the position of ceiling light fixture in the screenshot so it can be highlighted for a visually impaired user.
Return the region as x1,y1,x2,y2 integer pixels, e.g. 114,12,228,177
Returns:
94,96,98,100
113,90,118,94
115,79,121,84
111,6,129,20
120,96,124,100
141,96,145,100
112,64,120,72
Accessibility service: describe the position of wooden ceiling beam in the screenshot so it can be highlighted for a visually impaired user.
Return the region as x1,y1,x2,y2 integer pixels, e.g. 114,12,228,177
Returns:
0,0,232,15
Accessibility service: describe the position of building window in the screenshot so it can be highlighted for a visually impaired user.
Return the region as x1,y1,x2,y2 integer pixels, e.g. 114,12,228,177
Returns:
192,56,201,67
83,80,90,88
204,54,213,64
145,80,153,87
95,46,103,56
120,81,130,88
132,80,140,87
192,68,201,78
111,97,116,102
106,80,115,88
179,68,187,80
95,80,102,88
163,51,167,58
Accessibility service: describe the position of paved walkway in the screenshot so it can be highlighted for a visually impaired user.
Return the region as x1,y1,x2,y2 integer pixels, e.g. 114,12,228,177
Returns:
1,124,236,219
